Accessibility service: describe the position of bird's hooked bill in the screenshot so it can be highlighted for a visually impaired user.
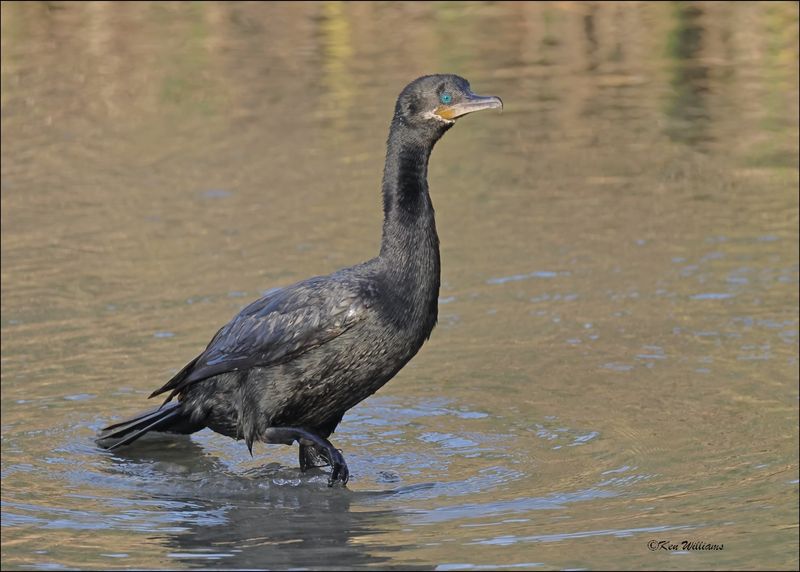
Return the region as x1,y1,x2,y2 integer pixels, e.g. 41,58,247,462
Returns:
435,92,503,121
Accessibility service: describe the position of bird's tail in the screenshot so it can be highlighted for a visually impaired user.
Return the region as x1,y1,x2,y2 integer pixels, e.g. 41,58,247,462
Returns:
96,402,201,451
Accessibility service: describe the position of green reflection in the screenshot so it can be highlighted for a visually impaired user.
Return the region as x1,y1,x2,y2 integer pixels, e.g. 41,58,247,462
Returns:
319,1,354,133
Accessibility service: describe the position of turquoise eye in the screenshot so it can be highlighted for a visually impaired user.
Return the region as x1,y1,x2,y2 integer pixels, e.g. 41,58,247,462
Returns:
439,93,452,105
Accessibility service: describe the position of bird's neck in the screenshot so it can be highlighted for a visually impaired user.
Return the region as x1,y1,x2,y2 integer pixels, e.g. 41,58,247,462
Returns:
379,121,442,316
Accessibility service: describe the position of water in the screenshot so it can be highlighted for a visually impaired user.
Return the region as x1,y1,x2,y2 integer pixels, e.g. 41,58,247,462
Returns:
1,2,798,569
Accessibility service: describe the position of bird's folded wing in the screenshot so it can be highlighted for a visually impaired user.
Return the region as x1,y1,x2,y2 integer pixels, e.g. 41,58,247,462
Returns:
150,276,371,403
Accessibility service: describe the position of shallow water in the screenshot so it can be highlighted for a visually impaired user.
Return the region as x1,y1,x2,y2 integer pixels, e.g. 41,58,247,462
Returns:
1,2,798,570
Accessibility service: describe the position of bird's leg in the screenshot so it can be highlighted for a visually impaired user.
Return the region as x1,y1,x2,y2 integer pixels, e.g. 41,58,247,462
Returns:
262,427,349,486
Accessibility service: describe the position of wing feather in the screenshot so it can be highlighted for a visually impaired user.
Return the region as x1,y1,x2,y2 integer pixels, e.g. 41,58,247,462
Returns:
150,275,371,402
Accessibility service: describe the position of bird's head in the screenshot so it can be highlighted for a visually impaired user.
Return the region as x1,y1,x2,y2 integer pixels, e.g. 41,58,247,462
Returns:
393,74,502,132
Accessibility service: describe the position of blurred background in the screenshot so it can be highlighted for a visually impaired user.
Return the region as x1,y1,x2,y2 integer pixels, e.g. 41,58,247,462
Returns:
1,1,798,570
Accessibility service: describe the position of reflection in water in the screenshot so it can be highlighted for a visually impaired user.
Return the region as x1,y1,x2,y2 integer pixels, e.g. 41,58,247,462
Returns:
582,4,599,73
1,1,798,570
664,3,711,146
318,0,356,131
103,439,408,570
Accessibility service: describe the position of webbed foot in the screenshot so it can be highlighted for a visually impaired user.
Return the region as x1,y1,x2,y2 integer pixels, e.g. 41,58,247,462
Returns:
299,442,348,486
264,427,349,486
299,443,328,471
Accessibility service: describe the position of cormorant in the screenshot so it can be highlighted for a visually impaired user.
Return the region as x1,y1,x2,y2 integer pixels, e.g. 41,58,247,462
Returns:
98,75,502,486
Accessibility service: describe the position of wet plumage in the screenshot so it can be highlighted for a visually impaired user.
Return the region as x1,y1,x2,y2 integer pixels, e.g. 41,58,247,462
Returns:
98,75,501,486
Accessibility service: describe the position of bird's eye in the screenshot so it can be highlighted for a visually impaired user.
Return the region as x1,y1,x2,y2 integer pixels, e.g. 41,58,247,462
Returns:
439,93,452,105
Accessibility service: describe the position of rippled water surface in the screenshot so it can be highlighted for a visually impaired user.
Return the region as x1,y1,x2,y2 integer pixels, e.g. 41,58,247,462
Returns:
2,2,798,570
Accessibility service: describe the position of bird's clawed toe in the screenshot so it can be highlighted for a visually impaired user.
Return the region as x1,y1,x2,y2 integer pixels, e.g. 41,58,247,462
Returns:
328,459,349,487
325,447,349,487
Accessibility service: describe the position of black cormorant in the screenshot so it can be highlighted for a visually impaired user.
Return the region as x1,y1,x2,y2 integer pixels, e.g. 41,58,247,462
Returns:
98,75,502,486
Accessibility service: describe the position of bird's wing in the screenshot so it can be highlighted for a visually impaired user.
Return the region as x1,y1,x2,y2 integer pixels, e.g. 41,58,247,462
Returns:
150,275,372,403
